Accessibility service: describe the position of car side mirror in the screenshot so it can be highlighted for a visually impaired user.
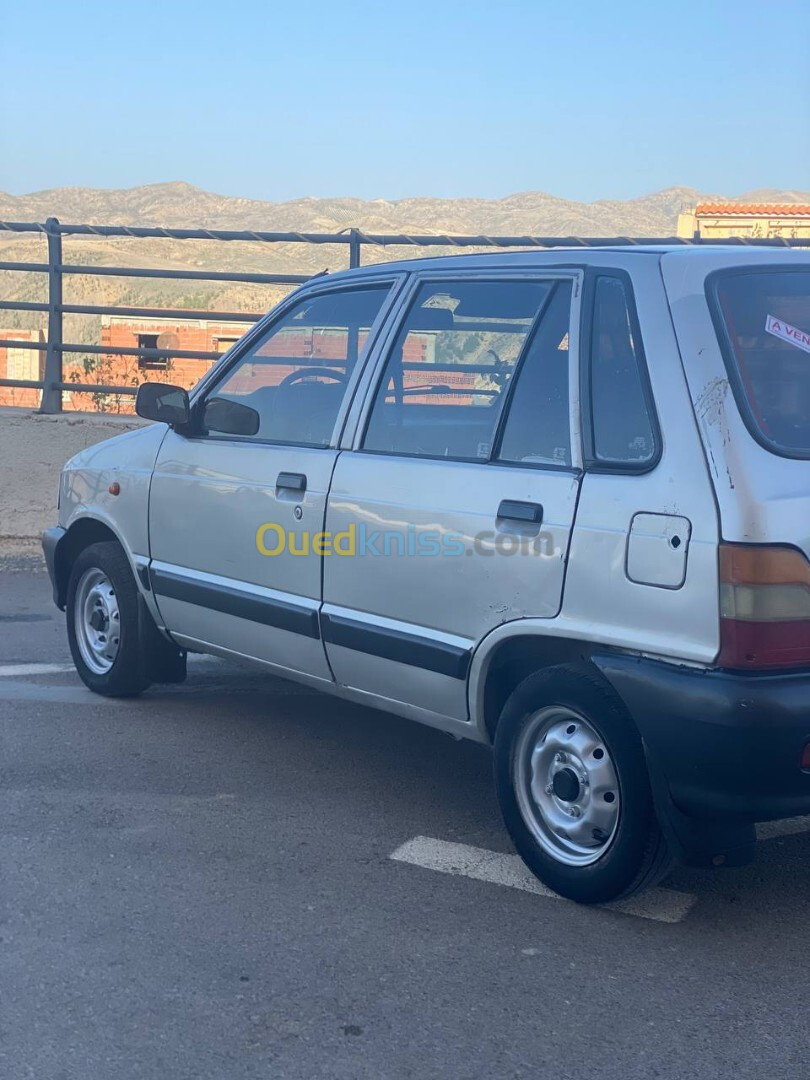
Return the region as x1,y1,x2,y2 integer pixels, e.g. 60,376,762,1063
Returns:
203,396,260,437
135,383,191,427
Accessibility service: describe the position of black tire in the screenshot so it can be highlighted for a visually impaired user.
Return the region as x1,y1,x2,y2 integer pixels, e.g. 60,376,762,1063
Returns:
494,664,673,904
66,541,152,698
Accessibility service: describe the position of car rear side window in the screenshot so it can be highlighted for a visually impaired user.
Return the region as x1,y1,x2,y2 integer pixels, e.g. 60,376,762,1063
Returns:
362,278,566,462
586,275,657,469
711,269,810,458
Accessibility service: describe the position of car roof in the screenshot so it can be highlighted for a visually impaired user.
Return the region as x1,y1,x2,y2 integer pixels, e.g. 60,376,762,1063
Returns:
321,244,809,282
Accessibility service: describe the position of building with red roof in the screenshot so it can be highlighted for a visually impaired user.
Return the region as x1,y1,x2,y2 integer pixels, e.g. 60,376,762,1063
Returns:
678,203,810,240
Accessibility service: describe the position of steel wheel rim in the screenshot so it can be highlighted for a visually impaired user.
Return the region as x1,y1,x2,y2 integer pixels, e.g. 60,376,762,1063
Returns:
74,568,121,675
513,706,621,867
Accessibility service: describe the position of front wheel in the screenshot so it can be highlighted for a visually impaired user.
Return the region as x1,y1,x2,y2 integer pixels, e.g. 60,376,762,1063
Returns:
66,541,152,697
494,665,672,904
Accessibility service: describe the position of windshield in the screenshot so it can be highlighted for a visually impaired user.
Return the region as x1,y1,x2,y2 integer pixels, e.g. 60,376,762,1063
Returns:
711,268,810,457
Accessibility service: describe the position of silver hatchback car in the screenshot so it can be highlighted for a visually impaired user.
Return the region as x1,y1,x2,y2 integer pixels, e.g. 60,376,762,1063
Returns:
44,246,810,904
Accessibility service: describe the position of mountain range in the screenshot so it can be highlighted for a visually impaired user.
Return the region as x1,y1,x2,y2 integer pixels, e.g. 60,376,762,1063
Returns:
1,182,808,343
3,181,810,240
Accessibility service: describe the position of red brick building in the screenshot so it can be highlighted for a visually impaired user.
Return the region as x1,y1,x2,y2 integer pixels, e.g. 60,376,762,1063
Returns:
0,329,45,408
91,315,250,411
0,319,246,413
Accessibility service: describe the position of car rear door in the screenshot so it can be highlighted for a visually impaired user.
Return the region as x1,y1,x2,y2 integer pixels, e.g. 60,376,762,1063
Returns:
321,270,584,721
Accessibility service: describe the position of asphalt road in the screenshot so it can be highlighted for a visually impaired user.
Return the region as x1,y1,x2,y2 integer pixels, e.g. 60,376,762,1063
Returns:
2,566,809,1080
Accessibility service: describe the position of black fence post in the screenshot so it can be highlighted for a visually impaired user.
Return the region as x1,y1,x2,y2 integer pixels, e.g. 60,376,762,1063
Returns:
348,228,361,269
40,217,63,413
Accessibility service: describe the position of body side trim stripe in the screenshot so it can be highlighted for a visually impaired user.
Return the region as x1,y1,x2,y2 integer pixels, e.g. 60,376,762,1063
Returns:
150,568,320,639
321,612,471,679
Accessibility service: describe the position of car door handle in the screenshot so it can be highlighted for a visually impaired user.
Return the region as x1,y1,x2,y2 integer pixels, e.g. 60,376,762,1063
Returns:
276,472,307,493
497,499,543,524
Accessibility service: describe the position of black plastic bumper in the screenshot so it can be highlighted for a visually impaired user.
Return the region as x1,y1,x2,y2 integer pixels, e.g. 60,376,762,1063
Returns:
42,526,66,608
595,653,810,823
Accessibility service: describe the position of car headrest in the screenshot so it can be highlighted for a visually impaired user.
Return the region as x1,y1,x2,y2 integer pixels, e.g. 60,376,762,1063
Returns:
409,307,455,332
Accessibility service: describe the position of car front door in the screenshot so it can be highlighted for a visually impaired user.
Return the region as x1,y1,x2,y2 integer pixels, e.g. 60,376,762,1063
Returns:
148,279,399,680
321,271,583,721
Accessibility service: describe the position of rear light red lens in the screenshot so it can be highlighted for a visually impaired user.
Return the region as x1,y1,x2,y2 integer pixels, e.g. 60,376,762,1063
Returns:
718,544,810,671
801,743,810,771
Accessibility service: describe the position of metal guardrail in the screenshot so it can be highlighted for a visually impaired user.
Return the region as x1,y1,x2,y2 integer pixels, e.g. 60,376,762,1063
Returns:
1,217,809,413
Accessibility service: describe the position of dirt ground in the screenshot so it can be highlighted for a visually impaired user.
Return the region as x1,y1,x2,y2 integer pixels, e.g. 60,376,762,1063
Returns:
0,408,146,563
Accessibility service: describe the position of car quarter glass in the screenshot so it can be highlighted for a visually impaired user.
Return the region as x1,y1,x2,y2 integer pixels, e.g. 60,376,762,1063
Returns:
202,285,392,446
586,275,657,468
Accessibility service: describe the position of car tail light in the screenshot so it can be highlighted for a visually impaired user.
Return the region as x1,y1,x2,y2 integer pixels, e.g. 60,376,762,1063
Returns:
719,544,810,670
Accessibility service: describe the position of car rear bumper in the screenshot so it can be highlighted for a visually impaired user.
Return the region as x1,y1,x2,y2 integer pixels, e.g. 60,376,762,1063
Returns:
594,653,810,824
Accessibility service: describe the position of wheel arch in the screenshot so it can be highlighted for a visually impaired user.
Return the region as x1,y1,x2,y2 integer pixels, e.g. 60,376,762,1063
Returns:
470,627,627,743
52,516,130,609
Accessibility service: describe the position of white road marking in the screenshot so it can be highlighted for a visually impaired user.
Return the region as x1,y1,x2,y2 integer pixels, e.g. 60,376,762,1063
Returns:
390,836,696,924
757,816,810,841
0,663,76,677
0,655,221,679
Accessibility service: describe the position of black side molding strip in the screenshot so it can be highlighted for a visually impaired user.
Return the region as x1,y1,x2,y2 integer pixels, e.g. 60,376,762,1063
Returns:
321,612,471,680
151,568,320,639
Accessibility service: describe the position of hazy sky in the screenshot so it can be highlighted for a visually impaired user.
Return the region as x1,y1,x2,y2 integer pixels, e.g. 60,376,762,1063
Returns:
1,0,808,202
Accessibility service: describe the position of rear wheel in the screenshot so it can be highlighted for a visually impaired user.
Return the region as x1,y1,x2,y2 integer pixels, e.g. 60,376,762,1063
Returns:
494,665,672,904
66,541,152,697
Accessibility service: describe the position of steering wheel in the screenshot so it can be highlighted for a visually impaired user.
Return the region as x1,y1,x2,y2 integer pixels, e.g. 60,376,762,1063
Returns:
270,368,350,433
481,348,511,389
276,367,348,391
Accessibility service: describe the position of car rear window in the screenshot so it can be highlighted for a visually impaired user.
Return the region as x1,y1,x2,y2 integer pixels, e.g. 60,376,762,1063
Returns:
711,269,810,457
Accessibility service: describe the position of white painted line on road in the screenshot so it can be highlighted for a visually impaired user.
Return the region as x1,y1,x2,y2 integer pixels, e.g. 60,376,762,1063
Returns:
757,815,810,841
390,836,696,924
0,655,220,679
0,663,76,677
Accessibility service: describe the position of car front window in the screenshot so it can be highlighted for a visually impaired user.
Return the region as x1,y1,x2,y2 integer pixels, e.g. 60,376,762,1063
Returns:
203,284,392,446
